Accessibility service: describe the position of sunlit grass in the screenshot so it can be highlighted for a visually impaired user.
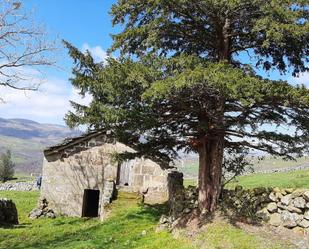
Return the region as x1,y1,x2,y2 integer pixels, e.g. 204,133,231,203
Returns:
0,190,294,249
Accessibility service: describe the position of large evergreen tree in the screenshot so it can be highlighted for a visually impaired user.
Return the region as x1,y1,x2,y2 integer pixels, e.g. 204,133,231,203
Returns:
65,0,309,212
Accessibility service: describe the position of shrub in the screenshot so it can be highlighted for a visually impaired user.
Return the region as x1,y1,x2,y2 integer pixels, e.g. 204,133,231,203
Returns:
0,150,15,182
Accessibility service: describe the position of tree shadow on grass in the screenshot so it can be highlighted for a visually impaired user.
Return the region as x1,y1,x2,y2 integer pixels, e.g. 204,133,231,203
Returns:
217,202,264,229
125,202,169,222
1,202,169,249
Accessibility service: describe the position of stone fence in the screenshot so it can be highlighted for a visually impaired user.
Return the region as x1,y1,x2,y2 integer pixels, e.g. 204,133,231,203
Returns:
223,187,309,232
244,164,309,175
0,181,38,191
166,171,309,234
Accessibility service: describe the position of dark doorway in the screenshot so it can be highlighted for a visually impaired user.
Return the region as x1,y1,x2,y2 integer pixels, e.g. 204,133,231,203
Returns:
82,189,100,217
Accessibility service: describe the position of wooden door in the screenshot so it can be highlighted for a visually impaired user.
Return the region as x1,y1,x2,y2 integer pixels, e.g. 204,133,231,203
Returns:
118,160,133,186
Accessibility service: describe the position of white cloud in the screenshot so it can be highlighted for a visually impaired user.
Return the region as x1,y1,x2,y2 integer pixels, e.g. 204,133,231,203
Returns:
0,44,108,125
0,77,92,125
81,43,108,63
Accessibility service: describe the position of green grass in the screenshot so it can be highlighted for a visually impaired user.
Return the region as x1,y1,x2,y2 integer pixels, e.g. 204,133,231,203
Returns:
184,169,309,190
195,221,289,249
227,169,309,189
0,191,194,249
0,135,43,167
0,191,292,249
178,156,309,178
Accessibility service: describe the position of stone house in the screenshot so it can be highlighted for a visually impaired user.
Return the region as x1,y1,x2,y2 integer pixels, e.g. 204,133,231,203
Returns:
41,129,169,219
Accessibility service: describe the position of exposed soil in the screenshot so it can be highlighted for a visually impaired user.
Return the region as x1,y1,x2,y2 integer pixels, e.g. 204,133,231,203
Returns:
172,211,309,249
238,222,309,249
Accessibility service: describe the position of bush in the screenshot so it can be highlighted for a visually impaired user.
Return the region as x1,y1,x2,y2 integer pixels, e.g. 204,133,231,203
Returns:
0,150,15,182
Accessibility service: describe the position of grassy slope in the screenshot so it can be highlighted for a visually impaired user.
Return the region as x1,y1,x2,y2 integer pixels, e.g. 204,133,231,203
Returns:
0,135,43,168
0,191,289,249
227,169,309,189
179,156,309,178
184,169,309,190
0,191,193,249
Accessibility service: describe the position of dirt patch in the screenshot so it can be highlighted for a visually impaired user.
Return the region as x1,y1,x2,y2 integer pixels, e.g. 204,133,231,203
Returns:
238,222,309,249
171,211,308,249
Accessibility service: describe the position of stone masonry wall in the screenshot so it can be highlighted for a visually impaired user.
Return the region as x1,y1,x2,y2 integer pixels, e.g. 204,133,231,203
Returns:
42,134,121,217
166,173,309,234
42,134,168,217
223,187,309,233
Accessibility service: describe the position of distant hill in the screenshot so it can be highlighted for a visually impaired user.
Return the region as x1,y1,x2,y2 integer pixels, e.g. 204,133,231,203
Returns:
0,118,80,173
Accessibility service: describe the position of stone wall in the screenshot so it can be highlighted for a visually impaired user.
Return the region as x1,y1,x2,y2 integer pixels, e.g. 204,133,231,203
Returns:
0,198,18,225
0,181,38,191
222,187,309,232
41,134,168,218
166,173,309,233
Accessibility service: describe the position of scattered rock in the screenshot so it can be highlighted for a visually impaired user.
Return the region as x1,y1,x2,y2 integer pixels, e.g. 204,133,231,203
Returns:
285,188,294,194
269,192,278,202
29,208,43,219
281,211,299,228
277,202,286,210
28,198,56,219
269,213,281,227
286,205,302,214
281,194,292,206
275,192,283,200
293,197,306,209
292,226,304,235
298,219,309,228
304,211,309,220
291,190,303,198
256,208,269,221
266,202,277,213
45,211,56,219
302,191,309,201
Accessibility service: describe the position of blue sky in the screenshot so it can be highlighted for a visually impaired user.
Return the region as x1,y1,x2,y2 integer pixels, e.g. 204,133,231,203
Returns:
0,0,120,125
0,0,308,126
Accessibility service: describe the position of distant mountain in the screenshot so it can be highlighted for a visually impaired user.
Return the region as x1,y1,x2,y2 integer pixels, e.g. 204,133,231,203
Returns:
0,118,80,173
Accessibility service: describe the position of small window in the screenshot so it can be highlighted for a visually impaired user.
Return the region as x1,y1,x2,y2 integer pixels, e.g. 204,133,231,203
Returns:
82,189,100,217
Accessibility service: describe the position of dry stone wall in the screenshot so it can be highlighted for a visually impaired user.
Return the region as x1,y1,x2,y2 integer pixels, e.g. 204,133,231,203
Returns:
166,173,309,233
222,187,309,231
0,181,38,191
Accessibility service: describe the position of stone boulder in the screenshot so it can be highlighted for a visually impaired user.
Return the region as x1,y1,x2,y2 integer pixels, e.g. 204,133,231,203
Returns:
29,198,56,219
281,194,292,206
0,198,18,225
281,210,300,228
298,219,309,228
293,197,306,209
266,202,277,213
303,191,309,201
304,210,309,220
269,213,281,227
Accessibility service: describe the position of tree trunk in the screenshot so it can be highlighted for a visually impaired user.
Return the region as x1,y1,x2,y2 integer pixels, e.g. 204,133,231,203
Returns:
198,133,224,212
